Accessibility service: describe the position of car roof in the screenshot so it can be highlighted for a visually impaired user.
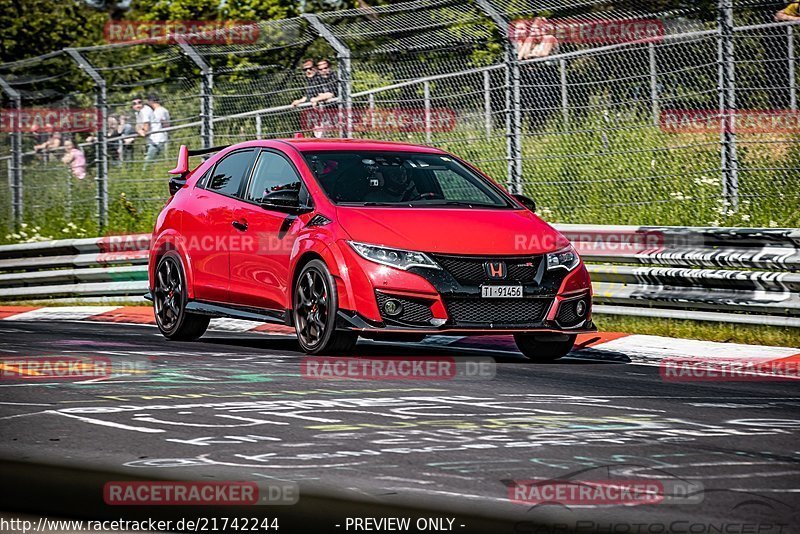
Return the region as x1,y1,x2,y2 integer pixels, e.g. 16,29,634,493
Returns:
222,138,447,154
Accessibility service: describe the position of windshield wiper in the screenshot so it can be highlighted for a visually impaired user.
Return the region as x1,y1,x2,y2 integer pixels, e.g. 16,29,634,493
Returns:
409,200,502,208
338,201,415,207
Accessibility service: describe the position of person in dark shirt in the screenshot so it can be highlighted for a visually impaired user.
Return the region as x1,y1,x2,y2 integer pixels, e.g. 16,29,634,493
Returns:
291,59,324,107
311,58,339,107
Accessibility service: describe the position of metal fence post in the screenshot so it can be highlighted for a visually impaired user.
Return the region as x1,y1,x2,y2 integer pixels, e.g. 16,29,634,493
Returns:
0,76,22,229
718,0,739,211
255,114,262,139
66,48,108,230
423,80,432,144
176,38,213,148
649,41,659,126
559,59,569,129
475,0,522,194
303,14,353,138
789,26,797,111
483,70,492,140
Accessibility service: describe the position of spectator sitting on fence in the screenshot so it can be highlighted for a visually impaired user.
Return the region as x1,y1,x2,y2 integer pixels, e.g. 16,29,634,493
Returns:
106,115,121,164
776,2,800,20
61,140,87,180
291,59,324,107
516,17,558,60
310,58,338,108
143,93,170,166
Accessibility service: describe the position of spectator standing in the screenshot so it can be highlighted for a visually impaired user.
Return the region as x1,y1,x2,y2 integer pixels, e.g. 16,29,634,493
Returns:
118,114,136,162
291,59,324,107
132,97,154,139
144,93,170,166
61,140,87,180
311,58,339,107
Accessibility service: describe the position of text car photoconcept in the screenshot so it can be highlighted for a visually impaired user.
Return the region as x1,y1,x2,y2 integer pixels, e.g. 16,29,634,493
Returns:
147,138,596,359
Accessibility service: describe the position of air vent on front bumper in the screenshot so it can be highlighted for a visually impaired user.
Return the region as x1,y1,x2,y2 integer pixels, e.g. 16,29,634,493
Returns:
556,297,589,327
443,297,550,325
375,292,434,326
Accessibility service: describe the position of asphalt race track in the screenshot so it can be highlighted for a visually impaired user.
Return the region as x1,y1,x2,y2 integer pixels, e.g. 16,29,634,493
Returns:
1,319,799,534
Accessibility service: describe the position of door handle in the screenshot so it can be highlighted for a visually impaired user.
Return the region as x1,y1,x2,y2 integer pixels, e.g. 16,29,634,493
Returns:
232,220,248,231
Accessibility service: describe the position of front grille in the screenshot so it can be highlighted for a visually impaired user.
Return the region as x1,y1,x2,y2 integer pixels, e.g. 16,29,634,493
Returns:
432,254,541,284
444,297,550,325
375,292,433,325
556,298,587,327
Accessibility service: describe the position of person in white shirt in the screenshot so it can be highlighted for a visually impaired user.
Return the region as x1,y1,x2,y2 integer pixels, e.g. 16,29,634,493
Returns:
143,94,170,167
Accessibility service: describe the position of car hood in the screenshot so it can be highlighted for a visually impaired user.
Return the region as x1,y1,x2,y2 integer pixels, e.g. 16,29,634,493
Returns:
334,206,570,255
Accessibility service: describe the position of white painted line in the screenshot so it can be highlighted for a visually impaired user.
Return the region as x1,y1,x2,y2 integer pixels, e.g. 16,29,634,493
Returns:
590,334,799,361
4,306,120,321
208,318,269,332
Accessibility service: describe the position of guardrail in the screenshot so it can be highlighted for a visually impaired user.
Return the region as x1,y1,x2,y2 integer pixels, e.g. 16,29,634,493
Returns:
0,225,797,327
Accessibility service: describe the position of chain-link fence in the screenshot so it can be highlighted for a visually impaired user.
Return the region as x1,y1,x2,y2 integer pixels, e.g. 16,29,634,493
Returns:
0,0,798,241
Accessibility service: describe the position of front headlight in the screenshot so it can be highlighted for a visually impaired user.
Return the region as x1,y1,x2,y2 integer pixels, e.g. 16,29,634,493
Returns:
348,241,441,270
546,245,580,271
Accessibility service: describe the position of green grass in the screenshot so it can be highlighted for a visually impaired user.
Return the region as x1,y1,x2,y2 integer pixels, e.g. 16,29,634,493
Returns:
3,110,799,243
594,314,800,348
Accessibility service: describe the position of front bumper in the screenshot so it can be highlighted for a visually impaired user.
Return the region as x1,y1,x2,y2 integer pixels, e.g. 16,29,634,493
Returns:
339,245,596,334
337,308,597,335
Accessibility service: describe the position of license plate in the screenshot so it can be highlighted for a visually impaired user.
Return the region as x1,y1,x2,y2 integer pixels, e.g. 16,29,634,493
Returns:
481,285,523,298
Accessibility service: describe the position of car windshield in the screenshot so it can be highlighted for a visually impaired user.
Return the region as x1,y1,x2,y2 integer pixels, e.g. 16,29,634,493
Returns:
303,151,511,208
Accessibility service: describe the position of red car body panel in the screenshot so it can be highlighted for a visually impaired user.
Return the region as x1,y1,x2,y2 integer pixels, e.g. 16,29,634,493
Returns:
149,138,595,335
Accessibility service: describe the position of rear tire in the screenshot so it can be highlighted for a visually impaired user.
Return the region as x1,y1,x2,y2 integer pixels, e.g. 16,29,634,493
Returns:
293,259,358,354
514,333,576,362
154,252,210,341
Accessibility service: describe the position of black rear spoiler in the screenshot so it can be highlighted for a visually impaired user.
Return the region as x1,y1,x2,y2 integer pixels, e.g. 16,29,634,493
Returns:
188,145,230,157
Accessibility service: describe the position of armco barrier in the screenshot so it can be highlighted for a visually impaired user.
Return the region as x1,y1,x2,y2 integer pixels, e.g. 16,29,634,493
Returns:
0,226,797,327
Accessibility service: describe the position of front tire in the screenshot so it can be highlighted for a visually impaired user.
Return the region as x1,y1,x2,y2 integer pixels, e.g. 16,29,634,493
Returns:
293,259,357,354
154,252,210,341
514,333,576,362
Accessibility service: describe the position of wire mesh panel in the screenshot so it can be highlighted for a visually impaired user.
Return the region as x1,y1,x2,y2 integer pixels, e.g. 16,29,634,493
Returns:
0,52,99,239
73,40,203,232
323,0,509,184
0,157,11,235
732,22,800,227
204,17,329,142
0,0,798,239
518,32,728,225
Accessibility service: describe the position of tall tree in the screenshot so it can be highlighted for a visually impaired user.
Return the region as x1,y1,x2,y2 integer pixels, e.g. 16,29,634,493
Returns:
0,0,107,62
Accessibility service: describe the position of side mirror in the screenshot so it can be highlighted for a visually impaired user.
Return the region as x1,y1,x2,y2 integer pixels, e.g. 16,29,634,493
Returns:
512,194,536,213
260,189,313,214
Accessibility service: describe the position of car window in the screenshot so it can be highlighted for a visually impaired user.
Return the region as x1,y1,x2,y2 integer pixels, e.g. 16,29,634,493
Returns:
207,150,255,197
434,169,495,204
247,151,302,203
303,151,510,208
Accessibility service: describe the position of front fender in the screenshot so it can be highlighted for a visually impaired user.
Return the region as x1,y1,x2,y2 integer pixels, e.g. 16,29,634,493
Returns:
289,236,354,311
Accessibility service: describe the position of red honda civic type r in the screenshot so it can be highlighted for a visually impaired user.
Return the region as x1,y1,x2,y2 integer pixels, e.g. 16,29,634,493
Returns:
147,138,596,360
